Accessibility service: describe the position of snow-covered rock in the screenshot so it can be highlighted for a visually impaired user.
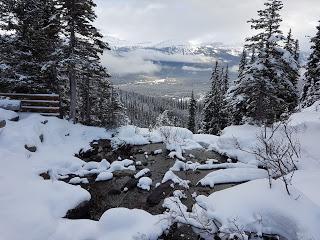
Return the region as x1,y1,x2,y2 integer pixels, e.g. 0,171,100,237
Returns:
198,168,268,187
96,172,113,182
69,177,89,185
0,108,19,121
134,168,150,179
137,177,153,191
162,170,190,189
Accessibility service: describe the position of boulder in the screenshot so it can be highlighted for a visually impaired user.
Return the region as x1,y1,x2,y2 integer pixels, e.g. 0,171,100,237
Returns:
147,180,174,206
25,145,37,153
0,120,6,129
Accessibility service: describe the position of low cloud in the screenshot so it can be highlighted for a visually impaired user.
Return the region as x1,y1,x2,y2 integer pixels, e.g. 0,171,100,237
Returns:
182,66,212,72
101,52,161,76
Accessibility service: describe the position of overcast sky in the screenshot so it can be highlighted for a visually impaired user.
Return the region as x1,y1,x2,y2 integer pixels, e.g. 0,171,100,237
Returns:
95,0,319,51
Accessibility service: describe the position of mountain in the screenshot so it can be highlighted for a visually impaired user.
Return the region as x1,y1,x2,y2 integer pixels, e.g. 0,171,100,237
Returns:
103,37,243,99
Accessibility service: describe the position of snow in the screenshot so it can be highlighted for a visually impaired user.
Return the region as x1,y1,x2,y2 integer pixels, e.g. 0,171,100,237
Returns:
1,101,320,239
0,114,174,240
195,173,320,240
173,190,187,199
153,149,163,155
51,208,171,240
112,125,162,146
194,101,320,169
134,168,150,179
0,108,19,121
0,99,21,111
170,159,257,172
69,177,89,185
96,172,113,182
137,177,153,191
162,170,190,189
198,168,269,188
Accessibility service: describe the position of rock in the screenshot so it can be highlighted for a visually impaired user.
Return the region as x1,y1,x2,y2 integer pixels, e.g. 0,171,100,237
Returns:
40,171,50,180
41,120,48,125
147,180,174,206
108,189,122,195
39,134,44,143
113,170,135,178
25,144,37,153
65,201,90,219
162,223,201,240
0,120,6,129
9,116,19,122
122,178,139,191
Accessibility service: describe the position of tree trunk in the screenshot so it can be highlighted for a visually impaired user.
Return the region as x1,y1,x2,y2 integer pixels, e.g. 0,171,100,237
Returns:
69,1,76,123
69,69,76,123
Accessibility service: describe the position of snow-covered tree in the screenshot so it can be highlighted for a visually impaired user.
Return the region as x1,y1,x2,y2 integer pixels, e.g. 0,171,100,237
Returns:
201,62,228,135
187,91,197,133
301,20,320,107
0,0,61,93
238,50,248,79
106,88,128,129
229,0,298,125
58,0,111,123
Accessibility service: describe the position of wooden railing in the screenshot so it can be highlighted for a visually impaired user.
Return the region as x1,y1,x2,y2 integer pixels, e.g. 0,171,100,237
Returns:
0,93,61,117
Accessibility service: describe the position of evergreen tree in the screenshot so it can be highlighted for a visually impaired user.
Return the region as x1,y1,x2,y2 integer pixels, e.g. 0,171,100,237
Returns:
201,62,228,135
229,0,298,125
58,0,111,123
106,88,128,129
250,48,256,64
223,64,229,94
301,20,320,107
0,0,61,93
294,40,300,62
187,91,197,133
282,29,300,110
238,49,248,79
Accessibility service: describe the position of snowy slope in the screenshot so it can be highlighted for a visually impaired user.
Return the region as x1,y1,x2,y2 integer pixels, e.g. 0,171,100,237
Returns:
1,101,320,239
194,101,320,169
0,113,172,240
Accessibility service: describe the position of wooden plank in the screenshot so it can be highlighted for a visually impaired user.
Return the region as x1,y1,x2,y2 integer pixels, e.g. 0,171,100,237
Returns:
21,106,60,113
0,93,59,101
39,113,61,117
21,100,60,107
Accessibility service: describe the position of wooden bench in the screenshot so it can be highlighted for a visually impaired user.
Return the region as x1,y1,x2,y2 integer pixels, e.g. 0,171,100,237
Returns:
0,93,61,117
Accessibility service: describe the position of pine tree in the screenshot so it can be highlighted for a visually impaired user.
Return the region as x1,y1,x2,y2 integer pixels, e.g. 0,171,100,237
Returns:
106,88,128,129
250,48,256,64
301,20,320,107
229,0,298,125
238,50,248,79
188,91,197,133
201,62,228,135
281,29,300,110
223,64,229,94
0,0,61,93
294,40,300,62
59,0,111,123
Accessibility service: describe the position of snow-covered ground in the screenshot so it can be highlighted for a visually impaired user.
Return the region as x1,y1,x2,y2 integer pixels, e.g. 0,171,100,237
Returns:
191,101,320,239
0,114,173,240
0,101,320,239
